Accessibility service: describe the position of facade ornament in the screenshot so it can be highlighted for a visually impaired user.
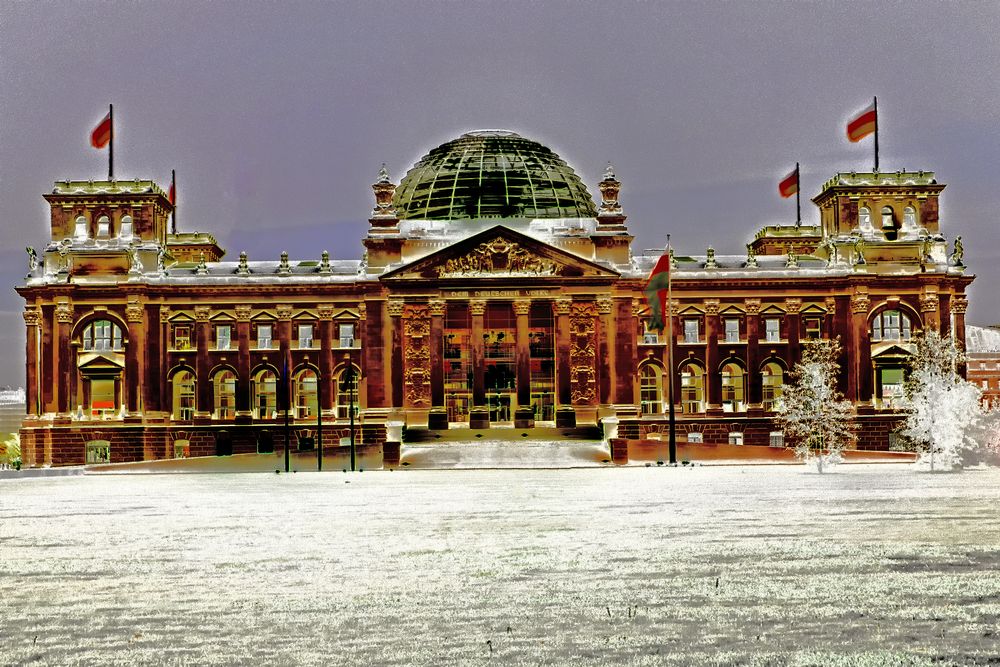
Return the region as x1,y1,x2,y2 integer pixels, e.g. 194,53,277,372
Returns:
705,247,717,269
235,304,253,322
919,294,938,313
371,164,398,219
195,253,208,275
950,295,968,314
56,241,72,275
22,308,41,326
125,298,143,323
403,304,431,407
278,251,291,275
745,243,758,268
785,251,798,268
357,302,367,320
669,246,677,269
55,301,73,324
275,304,293,321
468,299,486,317
744,299,761,316
387,299,405,317
853,236,866,266
440,237,562,276
26,246,37,273
237,251,250,276
825,297,837,313
704,299,720,316
319,250,332,275
428,300,446,317
159,306,172,323
194,305,211,322
784,298,802,314
950,235,964,267
597,162,622,215
631,298,642,318
157,247,168,275
512,300,531,316
128,246,142,275
595,298,613,315
850,293,871,314
553,298,571,316
569,302,598,405
317,303,335,320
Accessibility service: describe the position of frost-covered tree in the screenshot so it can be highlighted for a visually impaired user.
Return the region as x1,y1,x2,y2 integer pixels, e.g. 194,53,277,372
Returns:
901,330,984,471
775,338,855,473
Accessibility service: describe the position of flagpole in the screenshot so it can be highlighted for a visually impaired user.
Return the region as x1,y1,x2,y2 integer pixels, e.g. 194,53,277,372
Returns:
171,169,177,234
666,234,677,465
108,104,114,181
795,162,801,227
873,96,879,172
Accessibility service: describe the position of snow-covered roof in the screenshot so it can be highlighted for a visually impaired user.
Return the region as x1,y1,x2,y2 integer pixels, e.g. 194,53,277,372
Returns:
966,325,1000,353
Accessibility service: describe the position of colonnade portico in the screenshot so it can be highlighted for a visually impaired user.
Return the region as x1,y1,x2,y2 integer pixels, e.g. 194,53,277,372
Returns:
379,293,627,429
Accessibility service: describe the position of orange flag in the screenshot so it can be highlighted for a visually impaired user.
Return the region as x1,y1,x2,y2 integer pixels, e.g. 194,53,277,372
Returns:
847,102,877,142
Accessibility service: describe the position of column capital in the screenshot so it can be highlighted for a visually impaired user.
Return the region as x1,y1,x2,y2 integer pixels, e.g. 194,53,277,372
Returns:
22,308,41,326
595,298,613,315
275,303,293,321
703,299,720,316
55,301,73,324
950,295,968,314
512,300,531,316
783,298,802,314
851,293,871,314
194,305,211,322
235,304,253,322
387,299,405,317
429,300,447,317
744,298,761,315
553,298,572,315
358,302,367,320
125,297,144,323
469,299,486,316
919,294,939,313
317,303,335,320
159,305,172,323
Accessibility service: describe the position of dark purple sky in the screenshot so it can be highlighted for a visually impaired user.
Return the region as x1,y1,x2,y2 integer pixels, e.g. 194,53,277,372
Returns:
1,1,998,387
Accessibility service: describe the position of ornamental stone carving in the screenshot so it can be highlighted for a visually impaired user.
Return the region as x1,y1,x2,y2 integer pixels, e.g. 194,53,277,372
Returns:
55,302,73,324
595,298,613,315
429,300,446,317
851,293,871,314
386,300,405,317
512,300,531,316
235,305,252,322
159,306,172,323
125,299,143,323
275,304,293,321
744,299,761,316
920,295,938,313
440,237,562,277
469,300,486,316
569,302,598,405
951,296,968,314
317,304,335,321
825,297,837,312
553,298,572,316
704,299,720,316
22,308,41,326
784,298,802,314
357,302,367,320
403,304,431,407
194,305,211,322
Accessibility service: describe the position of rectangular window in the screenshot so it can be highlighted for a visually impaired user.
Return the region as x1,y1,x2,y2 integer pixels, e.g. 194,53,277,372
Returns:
216,324,232,350
764,318,780,342
724,318,740,343
687,432,704,444
174,326,191,350
879,367,905,409
257,324,272,349
91,378,116,418
769,431,784,447
684,318,700,344
642,320,660,345
298,324,314,349
728,432,744,445
804,317,822,340
339,323,355,348
86,440,111,464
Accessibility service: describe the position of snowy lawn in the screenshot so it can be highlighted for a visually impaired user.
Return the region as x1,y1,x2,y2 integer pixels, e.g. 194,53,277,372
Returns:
1,465,999,666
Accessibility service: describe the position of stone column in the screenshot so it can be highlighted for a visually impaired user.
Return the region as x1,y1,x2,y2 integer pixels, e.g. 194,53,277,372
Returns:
849,292,872,406
744,299,762,410
318,304,335,416
469,299,488,428
785,298,802,365
428,300,448,429
159,306,171,415
55,301,73,416
554,298,574,427
513,300,533,427
704,299,721,414
124,297,145,418
194,305,212,419
920,291,940,334
387,299,405,409
614,298,637,409
40,304,54,413
952,295,969,378
235,304,253,422
402,303,431,413
143,304,162,419
596,297,614,406
824,297,836,341
23,307,40,416
276,304,293,418
361,300,385,410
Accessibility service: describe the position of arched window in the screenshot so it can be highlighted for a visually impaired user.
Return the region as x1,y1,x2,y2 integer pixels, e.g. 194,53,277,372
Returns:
903,206,917,231
336,366,359,420
872,309,913,342
295,369,318,419
858,207,872,233
119,215,133,240
213,369,237,419
639,364,662,415
720,362,745,412
74,215,88,240
96,215,110,238
761,362,784,411
82,319,123,352
252,369,277,419
171,370,196,420
881,206,895,229
680,362,704,414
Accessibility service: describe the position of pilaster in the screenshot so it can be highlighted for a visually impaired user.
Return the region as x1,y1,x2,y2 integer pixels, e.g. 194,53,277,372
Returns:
513,300,533,427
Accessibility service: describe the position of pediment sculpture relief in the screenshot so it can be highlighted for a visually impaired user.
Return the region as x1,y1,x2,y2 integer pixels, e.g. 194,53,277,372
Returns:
439,237,563,277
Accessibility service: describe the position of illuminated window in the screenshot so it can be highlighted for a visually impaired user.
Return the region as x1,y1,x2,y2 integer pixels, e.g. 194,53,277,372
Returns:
90,378,116,418
83,319,123,352
720,362,745,412
680,363,704,413
639,365,662,415
336,367,359,420
295,369,318,419
252,369,277,419
173,325,191,351
872,310,912,342
761,362,784,411
213,370,237,419
171,370,195,420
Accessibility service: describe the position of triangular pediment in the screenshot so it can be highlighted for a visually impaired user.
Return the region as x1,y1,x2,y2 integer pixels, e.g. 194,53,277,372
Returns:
872,343,915,359
380,226,619,281
78,353,125,371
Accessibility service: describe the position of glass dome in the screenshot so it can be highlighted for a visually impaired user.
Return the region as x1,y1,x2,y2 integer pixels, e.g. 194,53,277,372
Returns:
393,130,597,220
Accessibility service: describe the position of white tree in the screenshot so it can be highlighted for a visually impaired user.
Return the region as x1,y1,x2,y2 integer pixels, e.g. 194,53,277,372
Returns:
901,330,984,471
775,338,855,473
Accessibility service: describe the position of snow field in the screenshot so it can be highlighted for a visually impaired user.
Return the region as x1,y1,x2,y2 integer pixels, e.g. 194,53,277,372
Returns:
1,465,999,665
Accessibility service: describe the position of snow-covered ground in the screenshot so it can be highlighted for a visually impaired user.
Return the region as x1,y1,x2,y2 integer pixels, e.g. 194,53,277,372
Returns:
2,465,999,665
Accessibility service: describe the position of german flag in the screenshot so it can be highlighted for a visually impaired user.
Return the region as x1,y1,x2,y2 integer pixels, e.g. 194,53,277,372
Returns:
90,112,112,149
847,102,877,143
643,251,671,331
778,167,799,198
